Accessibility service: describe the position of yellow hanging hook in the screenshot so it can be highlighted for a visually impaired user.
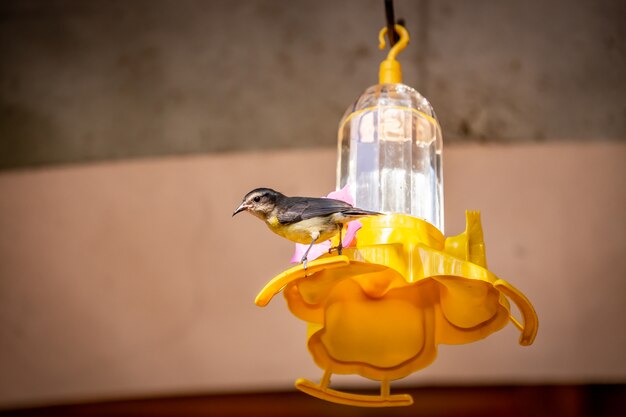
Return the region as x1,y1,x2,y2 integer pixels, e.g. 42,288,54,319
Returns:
378,24,410,84
378,24,409,61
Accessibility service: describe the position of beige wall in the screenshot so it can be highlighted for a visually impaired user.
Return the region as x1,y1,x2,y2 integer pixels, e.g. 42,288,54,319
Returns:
0,142,625,407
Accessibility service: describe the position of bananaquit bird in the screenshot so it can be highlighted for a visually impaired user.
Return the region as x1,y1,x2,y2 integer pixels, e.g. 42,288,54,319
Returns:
233,188,381,268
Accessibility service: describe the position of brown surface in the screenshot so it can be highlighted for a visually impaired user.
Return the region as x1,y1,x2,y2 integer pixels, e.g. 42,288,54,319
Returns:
2,385,624,417
1,143,625,406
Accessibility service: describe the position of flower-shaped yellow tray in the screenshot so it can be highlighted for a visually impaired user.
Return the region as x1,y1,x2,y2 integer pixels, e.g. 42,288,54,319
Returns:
256,212,537,407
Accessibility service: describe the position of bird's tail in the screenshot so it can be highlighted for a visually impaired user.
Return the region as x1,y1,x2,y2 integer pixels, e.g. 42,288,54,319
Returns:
338,208,383,221
343,208,382,216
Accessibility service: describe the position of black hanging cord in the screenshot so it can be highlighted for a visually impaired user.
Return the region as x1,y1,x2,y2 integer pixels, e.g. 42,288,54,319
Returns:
384,0,398,46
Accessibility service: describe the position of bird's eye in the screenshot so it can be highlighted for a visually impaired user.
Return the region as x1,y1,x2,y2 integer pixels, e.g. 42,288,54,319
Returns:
253,196,261,203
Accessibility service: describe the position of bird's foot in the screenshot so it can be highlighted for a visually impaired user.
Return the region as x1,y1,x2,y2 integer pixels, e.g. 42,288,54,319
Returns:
301,256,308,270
328,246,343,256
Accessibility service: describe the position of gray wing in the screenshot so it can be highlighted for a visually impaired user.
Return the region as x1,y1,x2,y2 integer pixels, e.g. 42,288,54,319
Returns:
276,197,354,224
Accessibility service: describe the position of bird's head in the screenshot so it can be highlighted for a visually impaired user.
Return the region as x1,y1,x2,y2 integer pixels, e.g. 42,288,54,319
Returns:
232,188,282,220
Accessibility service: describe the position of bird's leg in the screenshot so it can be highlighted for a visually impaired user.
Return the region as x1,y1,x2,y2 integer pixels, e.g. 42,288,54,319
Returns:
337,223,343,255
301,232,319,270
328,224,344,255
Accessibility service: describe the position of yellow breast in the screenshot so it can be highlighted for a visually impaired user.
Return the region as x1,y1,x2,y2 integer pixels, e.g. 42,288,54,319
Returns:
265,215,339,245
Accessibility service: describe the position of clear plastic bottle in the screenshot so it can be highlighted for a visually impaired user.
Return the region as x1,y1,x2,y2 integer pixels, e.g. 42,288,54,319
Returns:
336,83,444,232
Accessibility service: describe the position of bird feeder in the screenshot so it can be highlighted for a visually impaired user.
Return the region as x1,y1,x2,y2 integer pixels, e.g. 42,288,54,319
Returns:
255,24,538,407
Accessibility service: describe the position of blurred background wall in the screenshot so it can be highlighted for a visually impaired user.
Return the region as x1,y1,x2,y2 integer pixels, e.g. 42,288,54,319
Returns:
0,0,625,410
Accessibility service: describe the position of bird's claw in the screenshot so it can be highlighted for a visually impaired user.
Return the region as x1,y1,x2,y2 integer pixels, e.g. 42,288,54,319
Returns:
328,246,343,256
301,257,308,270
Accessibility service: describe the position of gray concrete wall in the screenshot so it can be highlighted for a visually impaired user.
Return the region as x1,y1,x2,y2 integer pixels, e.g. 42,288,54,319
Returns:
1,0,625,170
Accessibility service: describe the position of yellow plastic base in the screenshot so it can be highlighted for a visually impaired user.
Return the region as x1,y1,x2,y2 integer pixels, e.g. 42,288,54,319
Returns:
256,212,538,407
295,378,413,408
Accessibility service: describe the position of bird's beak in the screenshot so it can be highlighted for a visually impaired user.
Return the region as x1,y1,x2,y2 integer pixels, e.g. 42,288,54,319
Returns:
232,203,248,217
